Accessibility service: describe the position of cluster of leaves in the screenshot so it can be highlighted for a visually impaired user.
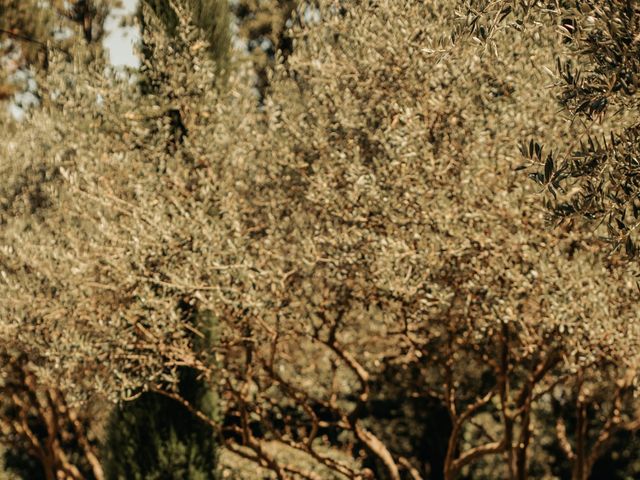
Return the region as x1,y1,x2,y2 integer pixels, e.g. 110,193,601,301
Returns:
508,0,640,257
0,0,54,100
0,0,118,106
1,1,640,479
230,0,302,95
140,0,231,72
0,351,105,480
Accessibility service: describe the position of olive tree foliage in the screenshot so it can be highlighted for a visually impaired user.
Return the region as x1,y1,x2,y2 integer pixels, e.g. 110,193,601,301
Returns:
0,0,118,105
0,0,248,397
1,1,640,480
0,352,105,480
482,0,640,259
0,0,51,99
231,0,300,95
139,0,231,70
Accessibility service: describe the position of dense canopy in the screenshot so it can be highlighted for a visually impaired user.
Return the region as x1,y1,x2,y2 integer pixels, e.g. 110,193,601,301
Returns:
1,1,640,479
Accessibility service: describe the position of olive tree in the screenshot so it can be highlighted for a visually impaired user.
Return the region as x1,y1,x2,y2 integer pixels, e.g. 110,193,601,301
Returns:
1,1,640,479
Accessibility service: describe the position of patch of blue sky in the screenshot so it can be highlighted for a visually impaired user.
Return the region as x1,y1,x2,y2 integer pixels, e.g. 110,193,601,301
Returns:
103,0,140,68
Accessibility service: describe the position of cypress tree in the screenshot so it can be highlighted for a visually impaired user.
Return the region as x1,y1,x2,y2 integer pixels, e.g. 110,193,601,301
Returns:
104,307,220,480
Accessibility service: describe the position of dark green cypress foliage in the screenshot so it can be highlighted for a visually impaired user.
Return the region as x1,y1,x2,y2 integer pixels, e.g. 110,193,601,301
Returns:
104,307,220,480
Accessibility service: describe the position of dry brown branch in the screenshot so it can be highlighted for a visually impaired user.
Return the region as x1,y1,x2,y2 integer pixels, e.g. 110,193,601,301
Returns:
398,456,425,480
